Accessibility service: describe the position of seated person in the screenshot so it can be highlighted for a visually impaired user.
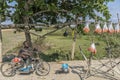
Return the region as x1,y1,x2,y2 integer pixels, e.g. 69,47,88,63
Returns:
18,41,32,67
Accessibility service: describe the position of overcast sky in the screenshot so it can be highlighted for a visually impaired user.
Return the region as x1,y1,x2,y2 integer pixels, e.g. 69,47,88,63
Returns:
1,0,120,24
108,0,120,22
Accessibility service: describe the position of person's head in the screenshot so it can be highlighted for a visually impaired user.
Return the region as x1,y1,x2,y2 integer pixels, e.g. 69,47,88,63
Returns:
23,41,29,48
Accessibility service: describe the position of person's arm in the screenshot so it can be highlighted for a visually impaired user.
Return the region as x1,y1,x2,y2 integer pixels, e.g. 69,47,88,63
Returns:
20,48,32,56
22,52,31,56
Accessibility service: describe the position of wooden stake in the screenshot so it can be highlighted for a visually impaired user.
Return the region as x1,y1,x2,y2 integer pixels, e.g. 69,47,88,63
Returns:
71,39,76,60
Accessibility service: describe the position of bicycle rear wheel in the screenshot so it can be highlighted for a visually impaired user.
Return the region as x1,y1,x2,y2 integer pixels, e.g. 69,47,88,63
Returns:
36,61,50,76
0,62,16,77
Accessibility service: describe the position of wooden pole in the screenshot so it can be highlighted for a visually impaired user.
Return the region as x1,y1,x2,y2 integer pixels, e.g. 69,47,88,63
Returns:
0,26,2,63
71,33,76,60
71,16,79,60
0,16,2,62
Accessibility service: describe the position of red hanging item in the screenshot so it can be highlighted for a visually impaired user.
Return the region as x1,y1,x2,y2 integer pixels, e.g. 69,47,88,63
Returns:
88,43,97,54
114,23,120,33
102,22,108,33
83,23,90,33
108,23,114,34
94,23,102,34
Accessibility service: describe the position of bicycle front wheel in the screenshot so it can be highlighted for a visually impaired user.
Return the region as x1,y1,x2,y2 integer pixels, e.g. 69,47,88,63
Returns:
36,61,50,76
0,62,16,77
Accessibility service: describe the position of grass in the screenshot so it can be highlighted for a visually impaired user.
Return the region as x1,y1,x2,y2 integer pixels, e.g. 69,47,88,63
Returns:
2,29,25,54
2,28,120,61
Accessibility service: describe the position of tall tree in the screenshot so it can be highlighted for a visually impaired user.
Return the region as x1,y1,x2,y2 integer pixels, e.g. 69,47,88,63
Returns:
9,0,114,25
9,0,33,47
0,0,8,62
7,0,114,59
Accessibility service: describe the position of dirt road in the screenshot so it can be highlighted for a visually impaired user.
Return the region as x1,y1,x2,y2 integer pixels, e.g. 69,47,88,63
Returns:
0,60,120,80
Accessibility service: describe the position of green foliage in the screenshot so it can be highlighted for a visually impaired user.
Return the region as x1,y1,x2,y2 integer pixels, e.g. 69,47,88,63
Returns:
34,28,42,32
76,24,85,35
6,0,114,24
0,0,7,21
74,52,83,60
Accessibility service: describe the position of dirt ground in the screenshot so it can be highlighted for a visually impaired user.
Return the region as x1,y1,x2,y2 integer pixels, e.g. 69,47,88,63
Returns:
0,60,120,80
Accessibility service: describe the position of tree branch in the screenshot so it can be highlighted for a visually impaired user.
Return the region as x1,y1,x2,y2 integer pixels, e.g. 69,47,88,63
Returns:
0,20,90,29
41,26,66,38
32,9,69,17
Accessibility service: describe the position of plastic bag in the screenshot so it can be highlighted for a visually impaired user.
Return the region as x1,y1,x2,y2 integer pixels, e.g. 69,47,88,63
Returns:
88,43,97,54
102,22,108,33
108,23,114,34
12,57,21,63
83,23,90,33
114,23,120,33
94,23,102,34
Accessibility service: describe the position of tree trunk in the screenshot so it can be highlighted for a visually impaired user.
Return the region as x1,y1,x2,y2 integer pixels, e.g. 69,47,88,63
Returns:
24,29,32,47
23,0,32,48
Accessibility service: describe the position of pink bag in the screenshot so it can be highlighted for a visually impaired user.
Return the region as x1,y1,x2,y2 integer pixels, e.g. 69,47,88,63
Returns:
94,23,102,34
83,23,90,33
88,43,97,54
114,23,120,33
102,22,108,33
108,23,114,34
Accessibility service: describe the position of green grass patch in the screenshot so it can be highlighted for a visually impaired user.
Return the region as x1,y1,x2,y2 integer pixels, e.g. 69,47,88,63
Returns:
2,28,120,61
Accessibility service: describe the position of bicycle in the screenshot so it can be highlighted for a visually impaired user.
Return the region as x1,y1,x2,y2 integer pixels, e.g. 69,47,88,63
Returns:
0,51,50,77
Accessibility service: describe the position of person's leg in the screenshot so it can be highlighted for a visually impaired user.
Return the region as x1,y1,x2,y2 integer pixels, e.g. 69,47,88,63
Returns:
22,58,27,68
26,57,32,66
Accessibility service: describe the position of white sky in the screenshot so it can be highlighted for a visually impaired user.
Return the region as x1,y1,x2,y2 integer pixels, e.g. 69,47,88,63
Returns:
108,0,120,22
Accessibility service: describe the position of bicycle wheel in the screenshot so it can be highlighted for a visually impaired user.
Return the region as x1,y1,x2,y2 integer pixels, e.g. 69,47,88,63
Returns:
36,61,50,76
0,62,16,77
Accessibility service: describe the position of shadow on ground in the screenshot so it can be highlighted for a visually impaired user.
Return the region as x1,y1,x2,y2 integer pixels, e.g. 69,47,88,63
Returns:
38,52,70,62
2,51,70,62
